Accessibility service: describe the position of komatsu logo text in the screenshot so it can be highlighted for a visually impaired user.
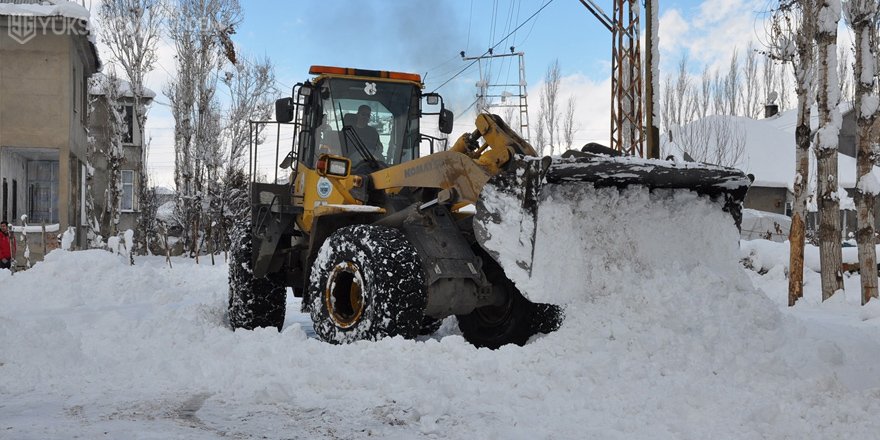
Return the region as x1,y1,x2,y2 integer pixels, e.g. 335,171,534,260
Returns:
404,161,438,178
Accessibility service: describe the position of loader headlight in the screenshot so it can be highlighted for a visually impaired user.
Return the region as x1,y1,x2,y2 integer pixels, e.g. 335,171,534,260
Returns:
328,159,348,176
316,154,351,177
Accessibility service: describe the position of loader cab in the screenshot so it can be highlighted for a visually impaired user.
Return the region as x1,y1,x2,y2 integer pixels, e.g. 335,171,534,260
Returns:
298,66,428,173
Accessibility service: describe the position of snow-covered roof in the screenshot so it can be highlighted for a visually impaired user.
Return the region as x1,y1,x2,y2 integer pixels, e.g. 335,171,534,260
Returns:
89,72,157,100
0,0,89,21
664,103,877,190
0,0,100,68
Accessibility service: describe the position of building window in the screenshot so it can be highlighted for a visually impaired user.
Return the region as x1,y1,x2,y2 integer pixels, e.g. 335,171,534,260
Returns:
73,65,78,115
120,105,134,144
12,179,18,222
82,74,88,124
26,161,58,224
121,170,135,211
2,178,7,222
785,202,793,217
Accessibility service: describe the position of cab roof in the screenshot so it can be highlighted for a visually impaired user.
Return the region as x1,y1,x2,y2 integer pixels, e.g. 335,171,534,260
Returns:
309,65,423,87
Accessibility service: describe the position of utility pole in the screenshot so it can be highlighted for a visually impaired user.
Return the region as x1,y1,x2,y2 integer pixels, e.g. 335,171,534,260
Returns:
579,0,659,159
461,49,532,143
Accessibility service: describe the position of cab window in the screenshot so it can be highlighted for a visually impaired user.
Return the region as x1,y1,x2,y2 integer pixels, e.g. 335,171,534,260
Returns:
309,78,420,170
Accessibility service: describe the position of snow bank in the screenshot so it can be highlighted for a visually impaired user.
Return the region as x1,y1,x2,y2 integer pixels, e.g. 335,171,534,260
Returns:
741,208,791,242
741,238,880,275
3,186,880,437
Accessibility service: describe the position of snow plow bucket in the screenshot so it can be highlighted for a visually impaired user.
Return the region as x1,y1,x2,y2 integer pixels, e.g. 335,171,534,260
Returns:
547,152,752,227
472,151,749,342
474,152,752,276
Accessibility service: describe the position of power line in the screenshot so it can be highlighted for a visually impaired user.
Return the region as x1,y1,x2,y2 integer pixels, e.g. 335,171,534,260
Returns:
430,0,555,94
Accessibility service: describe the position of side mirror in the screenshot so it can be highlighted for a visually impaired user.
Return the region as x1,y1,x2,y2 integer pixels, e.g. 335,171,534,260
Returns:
275,98,294,123
439,108,454,134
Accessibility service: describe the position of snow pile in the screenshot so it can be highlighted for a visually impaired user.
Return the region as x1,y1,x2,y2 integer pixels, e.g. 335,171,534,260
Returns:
740,238,880,275
740,208,791,242
2,187,880,438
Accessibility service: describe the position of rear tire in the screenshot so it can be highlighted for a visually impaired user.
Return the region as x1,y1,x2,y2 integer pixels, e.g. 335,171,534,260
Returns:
309,225,426,343
228,221,287,331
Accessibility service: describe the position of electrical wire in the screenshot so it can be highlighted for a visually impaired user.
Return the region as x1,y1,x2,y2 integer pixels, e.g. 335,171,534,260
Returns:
430,0,555,93
459,97,482,115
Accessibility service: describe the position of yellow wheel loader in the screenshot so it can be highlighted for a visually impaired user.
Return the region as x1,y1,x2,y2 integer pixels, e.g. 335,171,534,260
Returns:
228,65,751,348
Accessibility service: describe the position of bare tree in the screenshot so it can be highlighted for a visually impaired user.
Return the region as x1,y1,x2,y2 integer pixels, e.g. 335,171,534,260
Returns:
84,85,103,248
844,0,879,304
743,43,762,118
661,74,675,131
166,0,241,256
535,110,546,156
712,69,726,115
778,62,791,111
562,97,577,149
814,0,844,300
659,55,695,134
766,0,818,306
502,105,518,137
673,55,694,125
215,56,277,254
674,116,747,166
696,66,712,119
761,53,778,112
98,0,163,255
540,59,561,154
222,56,276,170
724,49,741,116
95,70,126,239
838,44,854,103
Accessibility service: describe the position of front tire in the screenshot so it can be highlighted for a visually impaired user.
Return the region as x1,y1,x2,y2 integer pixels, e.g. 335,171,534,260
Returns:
228,221,287,331
457,253,563,349
309,225,426,344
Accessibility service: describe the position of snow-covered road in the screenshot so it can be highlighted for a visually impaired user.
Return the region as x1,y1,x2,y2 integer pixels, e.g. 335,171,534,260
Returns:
3,185,880,439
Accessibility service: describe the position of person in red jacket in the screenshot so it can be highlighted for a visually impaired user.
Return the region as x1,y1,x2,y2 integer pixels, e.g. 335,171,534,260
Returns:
0,220,15,270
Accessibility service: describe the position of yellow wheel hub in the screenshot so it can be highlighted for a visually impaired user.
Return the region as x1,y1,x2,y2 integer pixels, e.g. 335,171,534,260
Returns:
325,262,365,328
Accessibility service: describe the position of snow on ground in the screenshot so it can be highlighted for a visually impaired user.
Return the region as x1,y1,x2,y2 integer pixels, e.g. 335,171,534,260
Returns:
3,186,880,439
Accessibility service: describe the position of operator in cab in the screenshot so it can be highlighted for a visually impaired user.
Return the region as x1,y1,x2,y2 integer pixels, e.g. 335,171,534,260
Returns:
351,104,383,161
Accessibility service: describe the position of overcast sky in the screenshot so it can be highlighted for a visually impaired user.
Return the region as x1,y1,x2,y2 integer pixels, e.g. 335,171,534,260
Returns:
85,0,810,188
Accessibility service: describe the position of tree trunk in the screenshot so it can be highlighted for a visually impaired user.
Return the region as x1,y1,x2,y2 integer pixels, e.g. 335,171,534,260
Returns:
785,0,818,307
816,146,843,300
789,115,812,306
814,0,843,301
849,0,879,305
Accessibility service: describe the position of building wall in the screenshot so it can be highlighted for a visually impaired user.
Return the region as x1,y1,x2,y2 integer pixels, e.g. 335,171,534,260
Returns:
839,110,857,159
88,94,146,237
0,29,72,151
0,17,98,258
744,186,789,215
